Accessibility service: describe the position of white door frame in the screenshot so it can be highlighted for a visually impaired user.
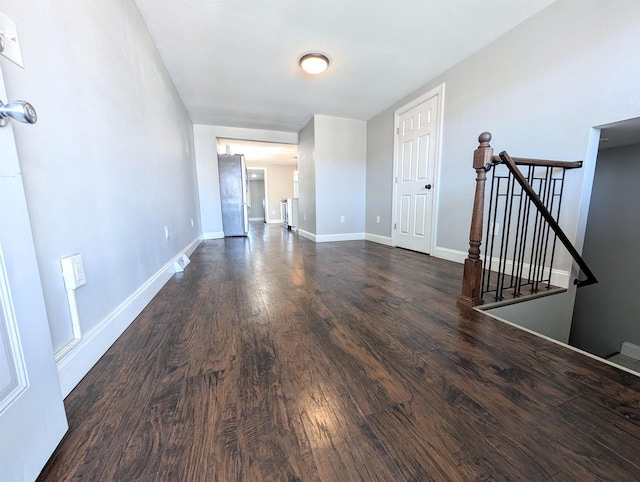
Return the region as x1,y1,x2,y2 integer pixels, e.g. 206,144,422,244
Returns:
391,83,445,253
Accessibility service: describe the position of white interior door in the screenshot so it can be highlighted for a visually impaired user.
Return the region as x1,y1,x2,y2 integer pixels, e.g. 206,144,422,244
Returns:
0,61,68,481
394,94,439,253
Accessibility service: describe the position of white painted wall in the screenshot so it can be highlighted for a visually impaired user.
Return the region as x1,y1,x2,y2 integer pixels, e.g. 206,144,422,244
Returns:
193,124,297,237
246,162,295,222
1,0,201,392
314,116,367,238
365,0,640,341
569,143,640,357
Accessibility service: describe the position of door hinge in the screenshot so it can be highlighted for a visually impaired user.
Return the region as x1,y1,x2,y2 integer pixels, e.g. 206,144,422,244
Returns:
394,223,396,230
396,127,399,135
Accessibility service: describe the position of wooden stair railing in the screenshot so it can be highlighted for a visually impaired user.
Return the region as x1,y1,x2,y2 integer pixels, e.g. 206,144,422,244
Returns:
458,132,597,307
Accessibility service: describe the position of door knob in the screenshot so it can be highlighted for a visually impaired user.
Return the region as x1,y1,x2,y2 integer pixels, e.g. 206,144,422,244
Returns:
425,184,432,190
0,100,38,126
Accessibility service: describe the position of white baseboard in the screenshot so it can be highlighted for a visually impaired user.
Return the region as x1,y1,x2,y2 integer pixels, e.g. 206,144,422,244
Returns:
431,246,467,263
203,231,224,240
298,229,316,242
315,233,365,243
55,236,202,398
248,217,263,221
431,246,571,288
365,233,392,246
621,342,640,361
268,218,283,224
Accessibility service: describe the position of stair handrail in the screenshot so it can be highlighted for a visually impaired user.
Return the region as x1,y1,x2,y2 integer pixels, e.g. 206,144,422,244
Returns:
495,151,597,288
458,132,597,307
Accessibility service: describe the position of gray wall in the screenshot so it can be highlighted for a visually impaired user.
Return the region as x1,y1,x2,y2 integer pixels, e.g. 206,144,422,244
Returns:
315,116,367,236
298,117,316,235
365,113,394,237
365,0,640,342
1,0,200,352
569,143,640,357
248,179,265,220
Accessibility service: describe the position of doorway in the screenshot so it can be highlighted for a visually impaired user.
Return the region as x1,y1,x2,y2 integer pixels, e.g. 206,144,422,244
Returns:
247,168,267,223
216,138,298,226
392,84,444,254
569,117,640,373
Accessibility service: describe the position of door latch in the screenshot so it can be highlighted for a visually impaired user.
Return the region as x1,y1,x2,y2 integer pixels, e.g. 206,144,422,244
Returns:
0,99,37,127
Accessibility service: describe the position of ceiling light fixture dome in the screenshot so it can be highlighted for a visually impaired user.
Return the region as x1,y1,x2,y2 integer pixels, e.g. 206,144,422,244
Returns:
299,53,329,75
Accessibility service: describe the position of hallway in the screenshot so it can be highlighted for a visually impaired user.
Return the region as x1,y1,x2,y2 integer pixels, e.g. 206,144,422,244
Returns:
39,224,640,481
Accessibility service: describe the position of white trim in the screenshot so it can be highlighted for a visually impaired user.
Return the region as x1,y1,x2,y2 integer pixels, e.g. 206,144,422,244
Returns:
365,233,392,246
480,309,639,377
248,217,263,221
55,236,202,398
298,229,316,242
431,246,571,288
268,218,283,224
0,246,29,415
621,342,640,361
431,246,467,264
391,83,445,254
203,231,225,240
315,233,365,243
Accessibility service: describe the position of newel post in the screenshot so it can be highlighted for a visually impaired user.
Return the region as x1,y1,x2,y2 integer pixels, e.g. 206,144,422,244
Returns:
458,132,493,306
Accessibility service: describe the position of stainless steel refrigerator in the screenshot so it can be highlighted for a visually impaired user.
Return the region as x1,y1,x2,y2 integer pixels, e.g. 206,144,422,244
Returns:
218,154,249,236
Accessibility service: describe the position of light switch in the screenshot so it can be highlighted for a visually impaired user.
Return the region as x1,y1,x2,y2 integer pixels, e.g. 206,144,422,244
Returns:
61,254,86,290
0,11,24,67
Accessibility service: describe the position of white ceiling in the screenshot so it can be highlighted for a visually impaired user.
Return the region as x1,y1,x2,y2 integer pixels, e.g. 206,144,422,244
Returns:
599,117,640,149
135,0,555,133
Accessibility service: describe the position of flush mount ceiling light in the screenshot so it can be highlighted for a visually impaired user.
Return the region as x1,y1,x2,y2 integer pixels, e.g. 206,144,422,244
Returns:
299,53,329,75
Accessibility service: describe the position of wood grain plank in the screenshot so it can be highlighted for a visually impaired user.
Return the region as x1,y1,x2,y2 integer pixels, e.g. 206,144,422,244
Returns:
158,370,238,481
274,327,405,481
237,323,320,481
418,348,640,480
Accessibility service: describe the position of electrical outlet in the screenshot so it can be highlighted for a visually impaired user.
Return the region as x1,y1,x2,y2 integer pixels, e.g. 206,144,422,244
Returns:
489,222,500,236
164,225,170,240
376,215,380,224
60,254,86,290
340,216,345,223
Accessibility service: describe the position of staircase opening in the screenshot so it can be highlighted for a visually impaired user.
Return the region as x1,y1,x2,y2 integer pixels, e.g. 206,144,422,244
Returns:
568,117,640,374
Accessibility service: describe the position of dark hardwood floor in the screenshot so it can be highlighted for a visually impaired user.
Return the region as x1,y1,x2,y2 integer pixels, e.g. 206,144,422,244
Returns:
38,223,640,481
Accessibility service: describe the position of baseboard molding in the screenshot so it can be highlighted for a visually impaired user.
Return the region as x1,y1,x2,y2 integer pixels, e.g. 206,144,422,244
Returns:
431,246,571,288
248,217,263,221
431,246,467,263
621,342,640,361
268,218,283,224
203,231,224,240
365,233,392,246
315,233,365,243
55,236,202,398
298,229,316,242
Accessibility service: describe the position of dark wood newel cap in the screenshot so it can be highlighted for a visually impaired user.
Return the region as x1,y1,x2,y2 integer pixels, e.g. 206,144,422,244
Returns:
478,132,492,145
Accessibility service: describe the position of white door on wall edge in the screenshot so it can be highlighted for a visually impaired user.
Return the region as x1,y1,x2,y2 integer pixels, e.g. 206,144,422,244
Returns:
0,62,68,481
394,92,440,253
